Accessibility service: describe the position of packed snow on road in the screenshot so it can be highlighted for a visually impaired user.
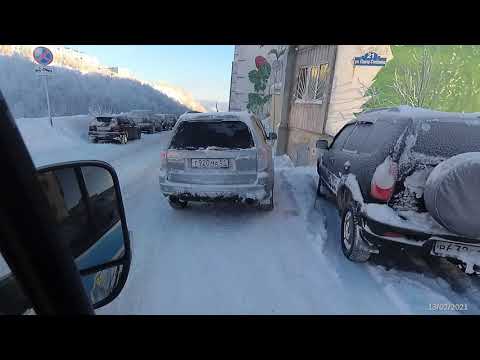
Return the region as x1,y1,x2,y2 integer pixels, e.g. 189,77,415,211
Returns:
10,115,480,314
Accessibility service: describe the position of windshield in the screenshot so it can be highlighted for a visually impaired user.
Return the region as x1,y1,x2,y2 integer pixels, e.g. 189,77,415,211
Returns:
2,44,480,316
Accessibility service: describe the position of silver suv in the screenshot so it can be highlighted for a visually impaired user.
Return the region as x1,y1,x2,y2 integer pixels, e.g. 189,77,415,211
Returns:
159,112,277,210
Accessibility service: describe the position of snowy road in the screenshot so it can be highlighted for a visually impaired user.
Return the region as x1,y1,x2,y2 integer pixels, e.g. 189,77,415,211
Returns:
16,116,480,314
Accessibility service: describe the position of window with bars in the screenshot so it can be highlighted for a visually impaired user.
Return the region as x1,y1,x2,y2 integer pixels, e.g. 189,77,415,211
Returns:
294,64,330,103
294,67,308,100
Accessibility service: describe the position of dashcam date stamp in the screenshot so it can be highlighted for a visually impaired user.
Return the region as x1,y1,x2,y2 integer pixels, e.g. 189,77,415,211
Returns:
428,303,468,311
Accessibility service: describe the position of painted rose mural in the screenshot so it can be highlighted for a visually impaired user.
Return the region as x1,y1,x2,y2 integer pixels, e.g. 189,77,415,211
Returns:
246,46,287,117
246,55,272,115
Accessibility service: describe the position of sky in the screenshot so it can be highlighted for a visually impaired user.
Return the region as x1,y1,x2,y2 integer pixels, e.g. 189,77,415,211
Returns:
67,45,234,102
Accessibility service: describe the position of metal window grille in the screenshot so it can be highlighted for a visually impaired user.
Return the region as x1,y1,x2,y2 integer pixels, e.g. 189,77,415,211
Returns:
308,64,329,102
295,64,330,103
294,67,308,100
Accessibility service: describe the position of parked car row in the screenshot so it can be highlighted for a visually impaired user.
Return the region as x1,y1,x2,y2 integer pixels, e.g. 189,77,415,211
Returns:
157,107,480,277
88,111,180,144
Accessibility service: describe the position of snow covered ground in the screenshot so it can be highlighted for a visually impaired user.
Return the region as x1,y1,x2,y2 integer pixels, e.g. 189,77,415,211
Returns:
6,115,480,314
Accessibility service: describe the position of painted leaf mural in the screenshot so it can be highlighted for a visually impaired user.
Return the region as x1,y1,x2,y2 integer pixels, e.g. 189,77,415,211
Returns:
247,55,272,115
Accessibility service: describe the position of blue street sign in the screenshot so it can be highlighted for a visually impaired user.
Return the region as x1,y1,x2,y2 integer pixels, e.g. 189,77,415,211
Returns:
33,47,54,66
353,52,387,66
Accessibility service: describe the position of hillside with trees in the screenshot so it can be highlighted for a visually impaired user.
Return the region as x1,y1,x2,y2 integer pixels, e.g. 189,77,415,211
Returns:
0,48,189,118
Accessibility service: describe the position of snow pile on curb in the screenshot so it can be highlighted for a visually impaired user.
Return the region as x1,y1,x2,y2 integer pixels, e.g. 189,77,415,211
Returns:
275,154,294,170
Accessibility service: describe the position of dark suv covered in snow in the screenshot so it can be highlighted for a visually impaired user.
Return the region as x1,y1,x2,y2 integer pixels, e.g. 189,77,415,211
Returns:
88,115,141,144
316,106,480,275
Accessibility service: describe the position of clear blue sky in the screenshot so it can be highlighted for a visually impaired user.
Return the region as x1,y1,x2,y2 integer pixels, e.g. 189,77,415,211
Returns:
67,45,234,102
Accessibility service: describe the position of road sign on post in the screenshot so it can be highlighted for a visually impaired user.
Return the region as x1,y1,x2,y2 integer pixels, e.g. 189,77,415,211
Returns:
33,47,54,127
33,47,53,66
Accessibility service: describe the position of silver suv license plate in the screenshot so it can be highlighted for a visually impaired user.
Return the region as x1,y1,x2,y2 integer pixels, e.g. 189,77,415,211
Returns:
191,158,229,169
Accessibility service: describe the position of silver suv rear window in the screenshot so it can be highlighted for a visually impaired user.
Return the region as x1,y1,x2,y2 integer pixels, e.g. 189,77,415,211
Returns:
170,121,254,150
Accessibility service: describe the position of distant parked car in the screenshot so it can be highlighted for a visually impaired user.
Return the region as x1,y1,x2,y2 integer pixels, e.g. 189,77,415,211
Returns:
159,111,277,210
158,113,178,130
88,115,141,144
316,106,480,275
128,110,159,134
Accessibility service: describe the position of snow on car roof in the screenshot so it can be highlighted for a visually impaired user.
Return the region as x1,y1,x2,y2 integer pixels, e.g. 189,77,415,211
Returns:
178,111,255,125
352,105,480,125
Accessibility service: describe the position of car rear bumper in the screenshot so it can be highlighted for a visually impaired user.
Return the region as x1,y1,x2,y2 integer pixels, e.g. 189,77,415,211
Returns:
88,131,124,141
159,176,270,202
358,213,480,274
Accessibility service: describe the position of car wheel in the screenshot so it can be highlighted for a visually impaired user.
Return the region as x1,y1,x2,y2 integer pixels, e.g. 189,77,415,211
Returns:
120,134,128,144
258,189,274,211
340,206,370,262
137,130,142,139
168,196,188,209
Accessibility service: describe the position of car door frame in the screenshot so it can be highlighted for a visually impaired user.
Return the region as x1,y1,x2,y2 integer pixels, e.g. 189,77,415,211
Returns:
320,122,357,195
0,91,94,314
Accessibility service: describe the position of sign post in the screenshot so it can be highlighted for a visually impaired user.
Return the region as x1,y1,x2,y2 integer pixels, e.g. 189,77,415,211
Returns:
33,47,54,127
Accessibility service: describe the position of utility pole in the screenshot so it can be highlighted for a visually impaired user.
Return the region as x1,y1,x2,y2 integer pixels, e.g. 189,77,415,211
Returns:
42,73,53,127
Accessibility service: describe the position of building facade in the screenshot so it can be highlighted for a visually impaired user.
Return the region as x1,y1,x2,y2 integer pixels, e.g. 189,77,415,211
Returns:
228,45,393,165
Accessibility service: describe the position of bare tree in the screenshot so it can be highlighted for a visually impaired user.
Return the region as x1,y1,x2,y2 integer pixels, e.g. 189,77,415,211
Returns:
389,47,445,108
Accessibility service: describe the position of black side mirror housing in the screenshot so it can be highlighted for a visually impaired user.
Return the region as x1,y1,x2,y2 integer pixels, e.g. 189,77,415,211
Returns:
36,160,131,309
316,139,329,150
268,132,278,141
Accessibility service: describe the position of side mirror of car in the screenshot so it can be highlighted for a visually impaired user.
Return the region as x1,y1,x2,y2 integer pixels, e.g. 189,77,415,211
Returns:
36,161,131,309
316,139,329,150
268,132,278,141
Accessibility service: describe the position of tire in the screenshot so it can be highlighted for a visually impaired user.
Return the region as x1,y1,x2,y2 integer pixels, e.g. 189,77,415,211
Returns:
137,130,142,140
258,189,274,211
120,134,128,145
340,206,371,262
168,196,188,209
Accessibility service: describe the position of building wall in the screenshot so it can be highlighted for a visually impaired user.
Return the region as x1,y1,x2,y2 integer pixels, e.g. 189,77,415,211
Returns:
227,45,398,166
325,45,392,136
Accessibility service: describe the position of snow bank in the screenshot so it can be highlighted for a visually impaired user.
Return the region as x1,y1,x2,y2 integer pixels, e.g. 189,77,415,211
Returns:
274,154,294,169
15,115,91,154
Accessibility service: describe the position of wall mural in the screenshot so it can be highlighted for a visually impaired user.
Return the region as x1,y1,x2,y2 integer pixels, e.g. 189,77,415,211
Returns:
246,45,287,117
363,45,480,113
246,55,272,115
